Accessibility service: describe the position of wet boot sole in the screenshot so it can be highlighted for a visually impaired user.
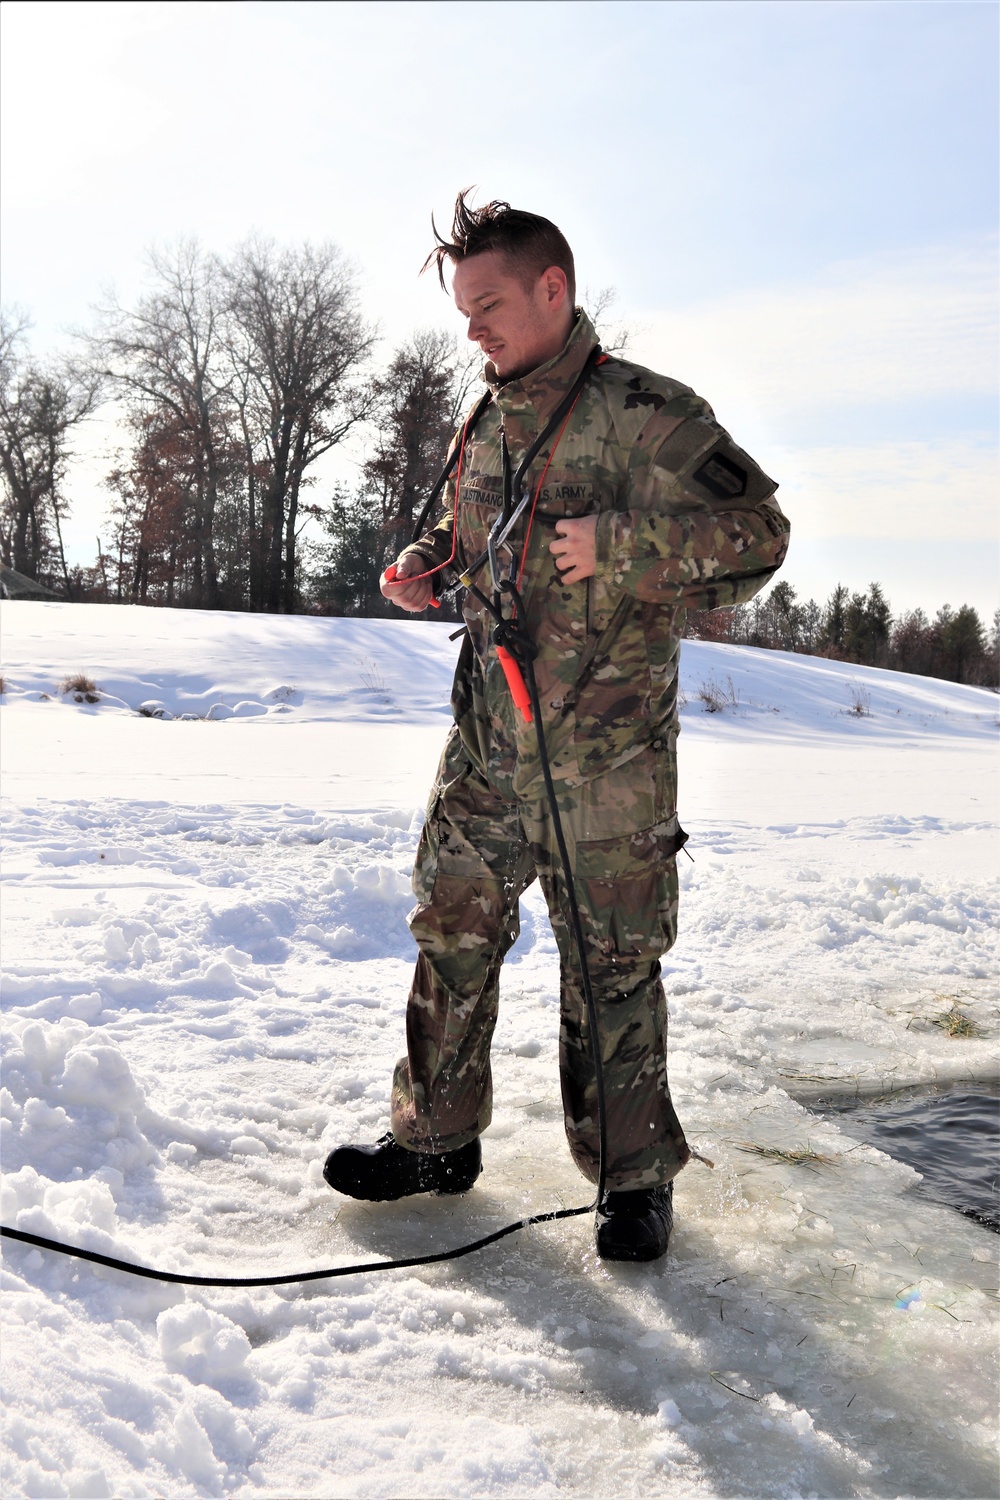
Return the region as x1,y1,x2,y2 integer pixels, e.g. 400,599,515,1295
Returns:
324,1169,480,1202
596,1235,669,1262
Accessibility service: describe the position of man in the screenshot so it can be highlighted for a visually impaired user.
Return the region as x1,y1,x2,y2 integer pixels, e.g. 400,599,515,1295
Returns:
324,194,789,1261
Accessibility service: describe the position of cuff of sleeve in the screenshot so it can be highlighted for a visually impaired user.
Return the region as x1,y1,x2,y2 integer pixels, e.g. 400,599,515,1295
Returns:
395,545,443,596
398,543,439,571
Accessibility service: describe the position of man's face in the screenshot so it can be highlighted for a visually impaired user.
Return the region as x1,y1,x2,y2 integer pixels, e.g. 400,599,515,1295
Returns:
452,250,571,382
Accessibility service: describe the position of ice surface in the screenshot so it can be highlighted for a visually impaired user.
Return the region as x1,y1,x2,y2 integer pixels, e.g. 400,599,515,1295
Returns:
1,602,997,1498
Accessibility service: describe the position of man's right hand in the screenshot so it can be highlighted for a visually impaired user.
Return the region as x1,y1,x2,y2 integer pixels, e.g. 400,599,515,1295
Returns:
380,553,436,613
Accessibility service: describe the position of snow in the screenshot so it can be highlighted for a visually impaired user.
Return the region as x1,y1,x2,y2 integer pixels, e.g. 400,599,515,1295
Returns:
1,600,997,1499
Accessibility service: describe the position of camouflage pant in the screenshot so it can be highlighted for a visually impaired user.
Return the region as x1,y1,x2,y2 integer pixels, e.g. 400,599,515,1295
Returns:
390,727,689,1190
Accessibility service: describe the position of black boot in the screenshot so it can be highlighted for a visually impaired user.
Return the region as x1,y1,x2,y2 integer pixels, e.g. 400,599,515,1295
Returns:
323,1132,482,1202
595,1182,673,1262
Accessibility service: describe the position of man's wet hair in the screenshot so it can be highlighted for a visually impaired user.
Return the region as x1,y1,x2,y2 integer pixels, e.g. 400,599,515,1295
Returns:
423,190,576,303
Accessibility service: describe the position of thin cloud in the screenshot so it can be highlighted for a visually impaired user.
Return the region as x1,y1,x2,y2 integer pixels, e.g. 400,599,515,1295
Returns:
634,237,998,416
770,439,997,540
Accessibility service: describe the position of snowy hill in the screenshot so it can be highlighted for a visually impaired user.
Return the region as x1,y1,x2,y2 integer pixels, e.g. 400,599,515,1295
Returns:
1,602,997,1499
2,600,994,736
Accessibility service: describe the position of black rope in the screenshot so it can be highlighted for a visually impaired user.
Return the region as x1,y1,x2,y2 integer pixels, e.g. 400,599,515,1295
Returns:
1,1204,594,1288
501,580,609,1208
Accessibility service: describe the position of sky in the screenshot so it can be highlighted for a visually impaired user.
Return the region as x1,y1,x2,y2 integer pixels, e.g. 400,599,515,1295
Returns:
1,0,997,620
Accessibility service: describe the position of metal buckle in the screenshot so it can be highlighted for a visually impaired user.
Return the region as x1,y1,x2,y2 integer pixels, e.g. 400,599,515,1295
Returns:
487,490,531,592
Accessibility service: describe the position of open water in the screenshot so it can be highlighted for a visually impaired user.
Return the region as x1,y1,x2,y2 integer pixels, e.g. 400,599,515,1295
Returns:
816,1082,999,1233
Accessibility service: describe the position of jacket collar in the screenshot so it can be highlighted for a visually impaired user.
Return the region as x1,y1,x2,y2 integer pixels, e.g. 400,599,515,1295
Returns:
484,309,601,428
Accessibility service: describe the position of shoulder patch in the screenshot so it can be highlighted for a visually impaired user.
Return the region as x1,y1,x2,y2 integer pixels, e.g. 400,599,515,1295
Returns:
692,451,747,500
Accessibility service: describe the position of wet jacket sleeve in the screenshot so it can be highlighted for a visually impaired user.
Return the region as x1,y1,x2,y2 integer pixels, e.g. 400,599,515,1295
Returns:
594,397,790,610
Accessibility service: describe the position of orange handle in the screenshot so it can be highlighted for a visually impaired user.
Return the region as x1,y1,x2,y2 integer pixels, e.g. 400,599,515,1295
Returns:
496,646,533,723
384,563,439,608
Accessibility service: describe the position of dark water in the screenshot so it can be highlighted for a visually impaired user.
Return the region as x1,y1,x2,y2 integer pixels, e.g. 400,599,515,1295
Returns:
815,1082,1000,1233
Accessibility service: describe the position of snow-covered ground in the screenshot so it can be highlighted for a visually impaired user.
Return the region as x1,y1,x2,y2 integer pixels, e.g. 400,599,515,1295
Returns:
1,601,997,1500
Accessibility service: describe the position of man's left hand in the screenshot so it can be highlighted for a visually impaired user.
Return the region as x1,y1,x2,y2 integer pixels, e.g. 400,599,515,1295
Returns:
550,515,597,584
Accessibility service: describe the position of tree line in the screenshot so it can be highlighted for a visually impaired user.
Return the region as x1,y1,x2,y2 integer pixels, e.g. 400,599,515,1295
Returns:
1,239,996,687
686,581,998,688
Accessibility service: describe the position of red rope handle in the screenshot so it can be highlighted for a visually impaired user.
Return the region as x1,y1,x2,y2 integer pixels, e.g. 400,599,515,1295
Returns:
384,413,473,597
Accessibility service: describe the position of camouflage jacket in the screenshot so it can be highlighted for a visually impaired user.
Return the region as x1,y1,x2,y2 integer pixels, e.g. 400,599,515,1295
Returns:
402,310,789,800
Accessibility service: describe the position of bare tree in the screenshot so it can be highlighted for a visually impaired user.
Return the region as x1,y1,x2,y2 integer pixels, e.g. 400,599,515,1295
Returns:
582,286,633,355
92,243,229,608
363,329,472,559
0,310,101,593
311,329,476,618
223,240,375,611
91,238,373,613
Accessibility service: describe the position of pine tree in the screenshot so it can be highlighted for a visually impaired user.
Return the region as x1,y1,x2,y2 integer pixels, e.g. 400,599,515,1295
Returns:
863,582,892,666
309,491,385,617
767,580,800,650
820,584,849,656
935,604,987,685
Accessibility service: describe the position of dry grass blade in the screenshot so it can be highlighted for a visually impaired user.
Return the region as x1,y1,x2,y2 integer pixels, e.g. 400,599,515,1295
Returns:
710,1372,760,1401
927,1006,985,1039
60,673,100,703
697,674,741,713
357,657,388,697
776,1069,859,1084
735,1141,839,1166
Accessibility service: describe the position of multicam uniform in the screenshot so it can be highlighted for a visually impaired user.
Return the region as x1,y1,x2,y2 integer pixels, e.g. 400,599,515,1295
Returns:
390,310,789,1190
